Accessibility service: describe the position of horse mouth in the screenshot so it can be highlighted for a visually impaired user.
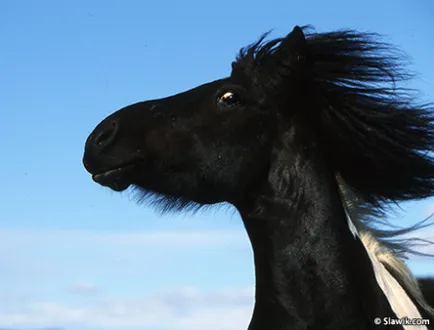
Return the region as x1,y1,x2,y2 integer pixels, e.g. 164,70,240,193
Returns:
92,164,136,192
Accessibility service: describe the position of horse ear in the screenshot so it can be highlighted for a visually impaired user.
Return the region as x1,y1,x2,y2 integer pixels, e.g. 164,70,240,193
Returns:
277,26,308,65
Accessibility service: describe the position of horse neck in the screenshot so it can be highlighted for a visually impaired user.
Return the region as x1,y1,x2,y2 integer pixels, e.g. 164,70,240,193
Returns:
237,144,398,330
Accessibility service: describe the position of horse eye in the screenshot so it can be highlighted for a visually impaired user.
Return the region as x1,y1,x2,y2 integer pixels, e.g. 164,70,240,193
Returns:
218,92,239,106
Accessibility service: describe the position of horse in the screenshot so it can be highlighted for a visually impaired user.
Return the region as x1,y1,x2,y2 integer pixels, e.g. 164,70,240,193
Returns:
83,25,434,329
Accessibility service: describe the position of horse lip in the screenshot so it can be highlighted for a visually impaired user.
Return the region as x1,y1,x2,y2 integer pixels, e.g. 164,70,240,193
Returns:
92,163,136,190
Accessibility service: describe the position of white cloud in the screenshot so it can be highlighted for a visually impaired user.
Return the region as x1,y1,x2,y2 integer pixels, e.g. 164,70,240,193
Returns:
0,227,432,330
0,287,254,330
0,228,255,330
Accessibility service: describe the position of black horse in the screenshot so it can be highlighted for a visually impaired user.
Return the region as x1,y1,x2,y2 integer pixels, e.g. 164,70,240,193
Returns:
83,26,434,329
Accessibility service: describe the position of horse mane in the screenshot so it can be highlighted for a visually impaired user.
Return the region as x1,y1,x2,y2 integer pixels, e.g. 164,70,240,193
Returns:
236,26,434,209
303,27,434,208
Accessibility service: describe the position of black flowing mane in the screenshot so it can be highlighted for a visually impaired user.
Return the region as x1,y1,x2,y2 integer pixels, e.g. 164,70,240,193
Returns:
234,27,434,209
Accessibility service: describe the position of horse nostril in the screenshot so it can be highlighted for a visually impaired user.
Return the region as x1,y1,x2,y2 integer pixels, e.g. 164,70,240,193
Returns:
93,119,119,149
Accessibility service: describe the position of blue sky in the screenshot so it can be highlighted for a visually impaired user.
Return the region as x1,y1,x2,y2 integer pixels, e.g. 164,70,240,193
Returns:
1,1,434,329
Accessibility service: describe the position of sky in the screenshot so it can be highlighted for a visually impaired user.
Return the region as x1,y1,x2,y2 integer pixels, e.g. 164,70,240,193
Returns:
1,1,434,329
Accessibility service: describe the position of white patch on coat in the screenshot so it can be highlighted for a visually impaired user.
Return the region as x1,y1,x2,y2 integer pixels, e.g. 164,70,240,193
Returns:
345,212,428,330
